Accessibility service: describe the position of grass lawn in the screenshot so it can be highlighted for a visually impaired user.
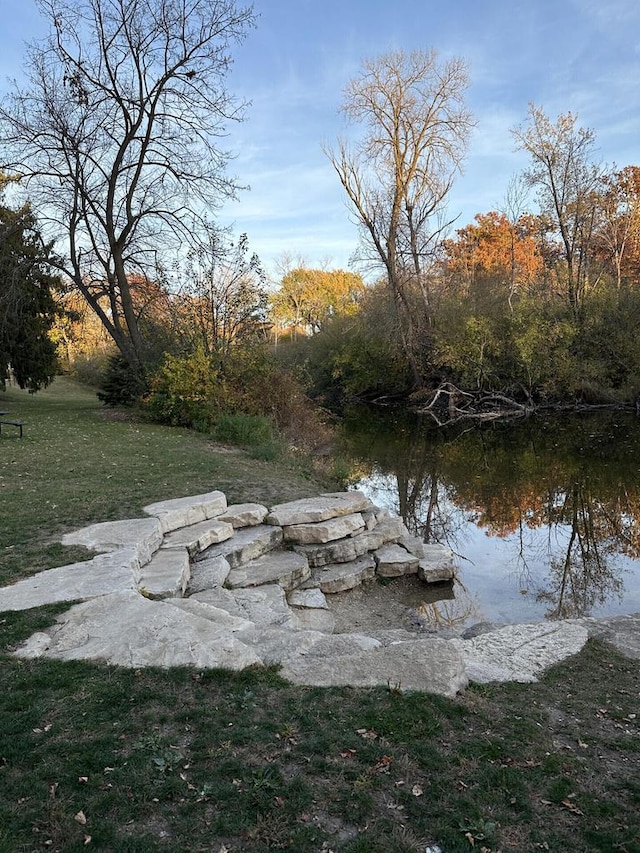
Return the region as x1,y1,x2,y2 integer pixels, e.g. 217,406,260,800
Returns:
1,379,639,852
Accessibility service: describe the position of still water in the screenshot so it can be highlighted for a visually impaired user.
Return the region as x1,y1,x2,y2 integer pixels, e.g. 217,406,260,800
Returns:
340,408,640,629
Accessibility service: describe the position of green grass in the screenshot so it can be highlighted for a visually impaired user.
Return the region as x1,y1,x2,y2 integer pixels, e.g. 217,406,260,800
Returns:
0,378,326,586
1,378,639,852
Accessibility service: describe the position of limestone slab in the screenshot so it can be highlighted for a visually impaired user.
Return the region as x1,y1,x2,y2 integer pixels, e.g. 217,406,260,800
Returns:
399,534,425,559
288,588,329,610
136,549,190,599
0,550,138,611
375,516,409,542
417,544,456,583
161,518,234,557
14,591,262,670
450,622,589,683
186,555,231,595
418,560,455,583
192,583,296,628
225,551,310,591
283,512,365,545
291,608,336,633
374,544,419,577
294,529,385,568
279,635,468,697
143,491,227,533
305,554,376,594
164,598,255,633
266,491,373,526
194,524,283,568
62,518,163,566
216,503,268,528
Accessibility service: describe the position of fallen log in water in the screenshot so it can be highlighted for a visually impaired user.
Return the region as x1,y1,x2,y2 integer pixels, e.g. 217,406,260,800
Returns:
415,382,631,426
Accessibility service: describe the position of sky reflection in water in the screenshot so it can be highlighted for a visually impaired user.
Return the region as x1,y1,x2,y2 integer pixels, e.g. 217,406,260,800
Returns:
343,410,640,627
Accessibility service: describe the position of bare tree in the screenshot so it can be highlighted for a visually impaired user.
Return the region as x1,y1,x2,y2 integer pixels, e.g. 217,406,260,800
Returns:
325,49,474,385
183,229,267,360
0,0,255,368
512,105,602,318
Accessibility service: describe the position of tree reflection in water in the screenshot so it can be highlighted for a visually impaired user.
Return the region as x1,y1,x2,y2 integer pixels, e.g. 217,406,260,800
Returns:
341,408,640,621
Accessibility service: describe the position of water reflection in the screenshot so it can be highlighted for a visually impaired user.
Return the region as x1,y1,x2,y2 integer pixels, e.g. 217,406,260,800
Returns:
341,409,640,623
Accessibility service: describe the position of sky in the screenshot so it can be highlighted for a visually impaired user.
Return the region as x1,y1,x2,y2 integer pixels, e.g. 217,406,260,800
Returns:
1,0,639,279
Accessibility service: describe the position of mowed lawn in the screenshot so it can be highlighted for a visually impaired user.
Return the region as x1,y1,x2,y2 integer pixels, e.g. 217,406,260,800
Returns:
0,379,638,853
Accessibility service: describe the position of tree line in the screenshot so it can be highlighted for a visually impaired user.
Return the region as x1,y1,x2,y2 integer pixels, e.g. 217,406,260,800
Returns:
1,1,638,427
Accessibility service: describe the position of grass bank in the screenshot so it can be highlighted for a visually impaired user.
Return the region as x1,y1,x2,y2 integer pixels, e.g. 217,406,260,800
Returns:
1,379,638,852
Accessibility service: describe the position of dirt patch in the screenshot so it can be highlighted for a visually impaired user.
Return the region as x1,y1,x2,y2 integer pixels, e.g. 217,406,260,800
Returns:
328,574,464,635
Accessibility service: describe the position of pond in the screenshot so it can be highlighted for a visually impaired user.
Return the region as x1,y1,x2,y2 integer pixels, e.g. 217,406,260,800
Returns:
339,407,640,631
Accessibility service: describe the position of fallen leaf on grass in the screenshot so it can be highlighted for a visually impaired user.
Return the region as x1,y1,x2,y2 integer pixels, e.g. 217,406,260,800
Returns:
561,799,584,816
83,835,91,846
340,748,357,759
356,728,377,740
411,784,424,797
373,755,393,773
74,810,87,825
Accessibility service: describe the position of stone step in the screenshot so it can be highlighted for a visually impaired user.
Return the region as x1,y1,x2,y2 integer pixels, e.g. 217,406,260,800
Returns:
136,548,190,599
291,608,336,633
266,491,373,526
143,490,227,533
374,543,420,577
282,512,365,545
187,555,232,595
287,588,329,610
417,544,457,583
303,554,376,594
225,551,311,592
191,584,297,628
161,518,234,558
62,517,163,567
217,503,268,529
194,524,283,568
293,517,408,568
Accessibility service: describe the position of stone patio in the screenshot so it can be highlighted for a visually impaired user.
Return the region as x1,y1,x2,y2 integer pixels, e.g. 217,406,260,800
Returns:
1,489,637,697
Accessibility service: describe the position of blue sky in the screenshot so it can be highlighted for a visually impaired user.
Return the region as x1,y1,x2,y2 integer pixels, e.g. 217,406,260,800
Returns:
1,0,639,278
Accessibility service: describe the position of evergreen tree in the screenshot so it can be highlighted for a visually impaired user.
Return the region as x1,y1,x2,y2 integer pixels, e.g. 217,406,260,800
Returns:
0,195,61,391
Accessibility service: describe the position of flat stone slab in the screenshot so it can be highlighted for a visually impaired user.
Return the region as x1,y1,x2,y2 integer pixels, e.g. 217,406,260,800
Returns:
62,518,163,566
283,512,365,545
418,544,456,582
195,524,282,568
450,622,590,683
136,549,190,599
573,613,640,660
225,551,311,591
161,518,234,557
291,608,336,633
374,543,419,577
217,503,268,528
418,559,455,583
192,584,296,628
399,534,425,558
14,590,261,670
305,554,376,594
294,528,386,568
143,491,227,533
266,491,373,526
164,598,256,633
0,550,138,611
186,555,231,595
288,588,329,610
278,634,468,697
